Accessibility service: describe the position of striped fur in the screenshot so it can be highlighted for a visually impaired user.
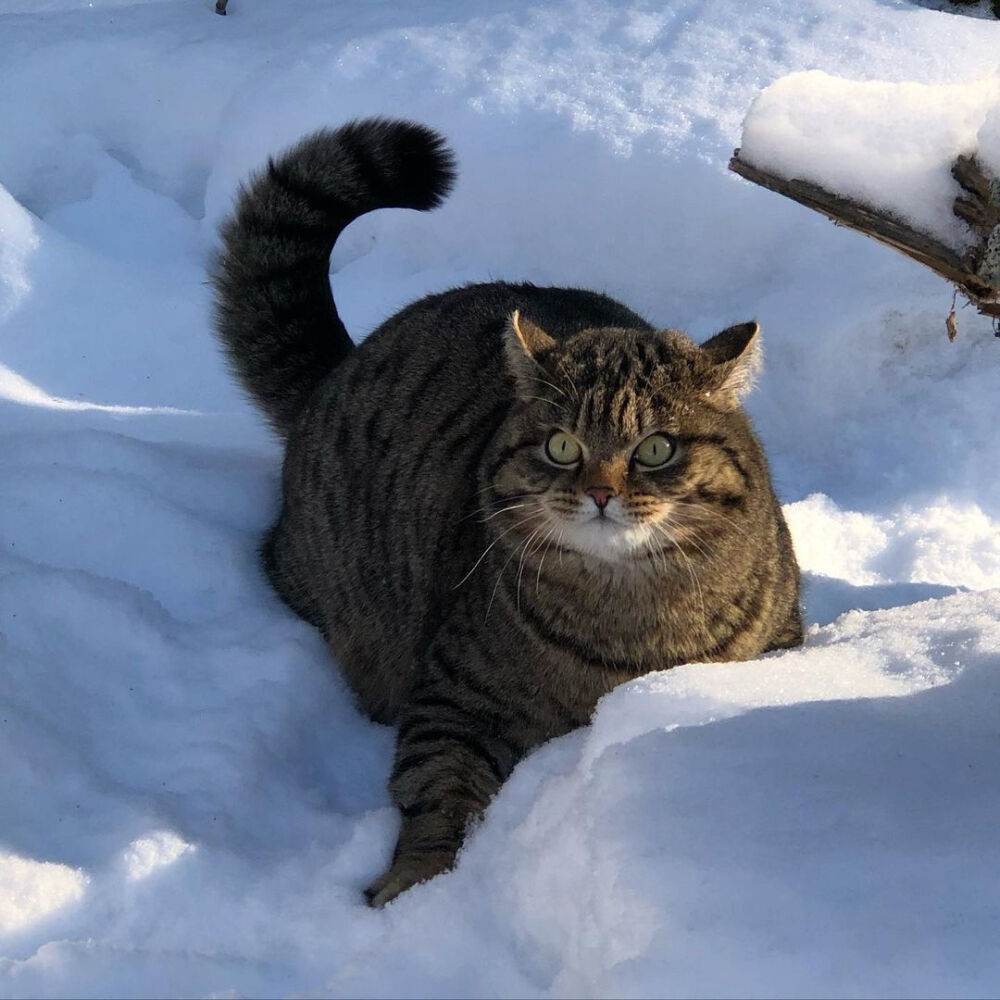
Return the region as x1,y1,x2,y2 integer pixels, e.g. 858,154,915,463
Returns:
212,120,803,907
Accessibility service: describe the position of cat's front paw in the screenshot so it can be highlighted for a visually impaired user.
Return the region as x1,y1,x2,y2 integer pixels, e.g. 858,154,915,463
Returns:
364,851,453,908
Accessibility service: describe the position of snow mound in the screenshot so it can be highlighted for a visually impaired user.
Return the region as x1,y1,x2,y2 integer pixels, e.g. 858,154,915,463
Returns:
739,69,1000,249
330,590,1000,998
0,856,87,936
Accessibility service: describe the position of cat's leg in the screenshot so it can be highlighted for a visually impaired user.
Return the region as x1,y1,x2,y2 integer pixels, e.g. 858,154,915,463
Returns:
364,635,533,907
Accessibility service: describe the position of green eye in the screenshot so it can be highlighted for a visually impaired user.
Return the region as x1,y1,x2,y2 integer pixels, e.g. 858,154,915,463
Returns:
634,433,676,469
545,431,583,465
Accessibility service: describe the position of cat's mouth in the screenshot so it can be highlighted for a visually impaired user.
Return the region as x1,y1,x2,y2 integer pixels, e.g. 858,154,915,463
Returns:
590,507,612,522
560,512,660,561
528,498,676,562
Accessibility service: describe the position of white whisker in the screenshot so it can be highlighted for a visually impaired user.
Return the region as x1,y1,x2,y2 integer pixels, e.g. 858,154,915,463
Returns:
454,512,539,589
535,524,558,596
486,524,539,621
522,374,570,400
515,524,548,611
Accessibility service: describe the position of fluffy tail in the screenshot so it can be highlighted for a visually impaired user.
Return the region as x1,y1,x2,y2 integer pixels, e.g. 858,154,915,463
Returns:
212,118,456,435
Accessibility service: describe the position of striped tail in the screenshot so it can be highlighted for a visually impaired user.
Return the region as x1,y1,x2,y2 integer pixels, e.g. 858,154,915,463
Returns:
211,118,456,434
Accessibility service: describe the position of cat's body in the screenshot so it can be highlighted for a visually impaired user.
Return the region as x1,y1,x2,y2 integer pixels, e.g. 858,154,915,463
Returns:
213,119,802,906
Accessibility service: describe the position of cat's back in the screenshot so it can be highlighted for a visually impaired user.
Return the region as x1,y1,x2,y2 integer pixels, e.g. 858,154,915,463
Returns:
296,279,655,481
336,280,654,391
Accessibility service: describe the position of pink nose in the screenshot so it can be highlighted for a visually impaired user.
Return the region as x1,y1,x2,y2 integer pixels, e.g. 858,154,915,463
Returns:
586,486,614,509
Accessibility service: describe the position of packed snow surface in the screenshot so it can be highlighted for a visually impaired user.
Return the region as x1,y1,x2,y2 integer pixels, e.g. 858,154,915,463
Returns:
740,69,1000,250
1,1,999,997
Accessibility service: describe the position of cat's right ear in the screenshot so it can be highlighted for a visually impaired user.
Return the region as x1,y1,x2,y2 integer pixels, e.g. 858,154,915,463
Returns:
504,311,557,393
699,320,762,407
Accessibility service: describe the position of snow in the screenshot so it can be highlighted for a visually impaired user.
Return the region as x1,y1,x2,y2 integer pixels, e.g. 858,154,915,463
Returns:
981,102,1000,182
1,0,999,996
739,69,1000,250
0,856,87,936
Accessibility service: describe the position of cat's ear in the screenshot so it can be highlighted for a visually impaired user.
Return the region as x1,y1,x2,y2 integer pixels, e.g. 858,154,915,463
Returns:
504,311,557,390
508,310,556,359
699,321,762,406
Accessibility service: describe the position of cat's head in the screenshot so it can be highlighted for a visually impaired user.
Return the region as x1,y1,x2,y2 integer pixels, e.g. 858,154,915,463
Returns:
486,311,764,563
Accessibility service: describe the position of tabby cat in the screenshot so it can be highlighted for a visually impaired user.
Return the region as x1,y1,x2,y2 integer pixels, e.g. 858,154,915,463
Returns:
212,119,803,907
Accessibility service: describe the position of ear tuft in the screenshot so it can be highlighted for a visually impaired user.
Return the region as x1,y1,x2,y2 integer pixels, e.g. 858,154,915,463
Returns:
700,321,762,405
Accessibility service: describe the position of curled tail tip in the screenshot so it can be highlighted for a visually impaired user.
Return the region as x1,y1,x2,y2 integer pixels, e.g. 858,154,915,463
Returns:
360,117,457,211
270,117,457,215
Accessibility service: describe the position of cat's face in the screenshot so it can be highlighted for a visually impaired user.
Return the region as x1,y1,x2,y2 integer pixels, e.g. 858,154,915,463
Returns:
488,314,762,563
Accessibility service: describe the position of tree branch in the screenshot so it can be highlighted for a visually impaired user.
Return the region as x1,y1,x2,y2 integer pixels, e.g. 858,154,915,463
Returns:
729,150,1000,319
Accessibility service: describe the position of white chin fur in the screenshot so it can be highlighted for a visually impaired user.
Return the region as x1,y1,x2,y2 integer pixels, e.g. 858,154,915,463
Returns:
562,515,655,561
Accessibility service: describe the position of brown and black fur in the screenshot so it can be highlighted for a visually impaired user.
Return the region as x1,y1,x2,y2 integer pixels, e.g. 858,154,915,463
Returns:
212,119,803,907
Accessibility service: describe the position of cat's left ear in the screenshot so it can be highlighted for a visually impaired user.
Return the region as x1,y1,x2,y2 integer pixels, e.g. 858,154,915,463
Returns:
699,321,762,406
504,310,557,392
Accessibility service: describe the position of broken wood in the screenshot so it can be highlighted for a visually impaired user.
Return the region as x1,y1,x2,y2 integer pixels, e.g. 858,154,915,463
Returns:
728,149,1000,321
